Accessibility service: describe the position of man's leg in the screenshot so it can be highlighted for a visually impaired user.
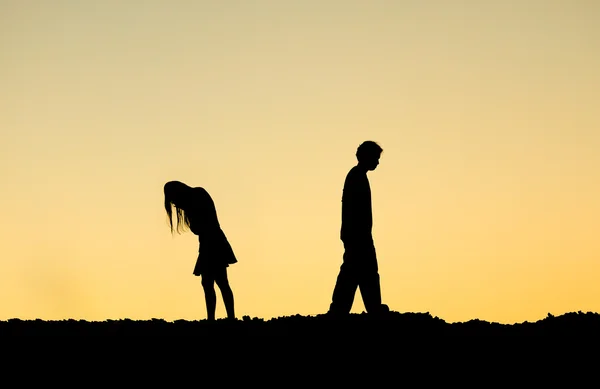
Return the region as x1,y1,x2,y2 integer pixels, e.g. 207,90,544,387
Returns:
329,253,359,315
359,272,383,313
357,244,384,314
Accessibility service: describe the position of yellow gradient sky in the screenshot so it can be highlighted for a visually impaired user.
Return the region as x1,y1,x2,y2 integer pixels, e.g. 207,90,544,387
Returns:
1,0,598,324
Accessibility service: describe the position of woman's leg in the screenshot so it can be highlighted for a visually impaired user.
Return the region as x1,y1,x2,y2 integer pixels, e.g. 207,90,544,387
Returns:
214,267,235,319
201,272,217,321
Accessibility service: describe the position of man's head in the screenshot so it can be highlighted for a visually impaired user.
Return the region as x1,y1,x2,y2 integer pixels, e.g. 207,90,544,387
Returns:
356,140,383,171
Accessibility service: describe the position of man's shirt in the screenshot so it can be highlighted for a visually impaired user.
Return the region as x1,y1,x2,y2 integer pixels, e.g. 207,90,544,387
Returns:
340,166,373,244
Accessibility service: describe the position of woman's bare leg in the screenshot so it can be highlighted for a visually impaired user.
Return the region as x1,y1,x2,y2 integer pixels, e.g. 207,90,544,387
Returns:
201,274,217,321
215,268,235,319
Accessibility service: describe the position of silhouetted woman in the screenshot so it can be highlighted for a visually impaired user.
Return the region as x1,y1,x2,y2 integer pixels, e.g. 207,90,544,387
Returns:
164,181,237,320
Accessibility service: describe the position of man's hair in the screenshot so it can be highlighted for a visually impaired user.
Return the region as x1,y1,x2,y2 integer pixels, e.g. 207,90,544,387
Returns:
356,141,383,161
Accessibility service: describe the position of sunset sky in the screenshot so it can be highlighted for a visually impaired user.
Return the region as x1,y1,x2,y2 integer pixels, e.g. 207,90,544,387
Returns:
1,0,598,324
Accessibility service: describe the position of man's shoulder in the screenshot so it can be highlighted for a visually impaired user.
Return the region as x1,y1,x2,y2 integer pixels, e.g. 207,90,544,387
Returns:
345,166,366,182
345,165,360,177
342,166,368,199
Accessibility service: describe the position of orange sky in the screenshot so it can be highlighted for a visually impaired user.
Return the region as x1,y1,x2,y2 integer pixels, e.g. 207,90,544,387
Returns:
1,0,598,323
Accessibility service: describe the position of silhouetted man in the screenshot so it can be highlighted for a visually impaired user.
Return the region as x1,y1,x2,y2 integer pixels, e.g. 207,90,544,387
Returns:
328,141,389,316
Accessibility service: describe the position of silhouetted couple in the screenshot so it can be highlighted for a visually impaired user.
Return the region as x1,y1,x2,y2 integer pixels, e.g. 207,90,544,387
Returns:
163,140,388,321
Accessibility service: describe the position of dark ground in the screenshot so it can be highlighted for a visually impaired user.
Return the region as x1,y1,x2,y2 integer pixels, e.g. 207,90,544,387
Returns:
2,310,598,383
1,310,599,336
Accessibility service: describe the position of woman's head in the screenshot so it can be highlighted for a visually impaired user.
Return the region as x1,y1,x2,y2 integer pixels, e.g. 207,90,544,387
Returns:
164,181,193,234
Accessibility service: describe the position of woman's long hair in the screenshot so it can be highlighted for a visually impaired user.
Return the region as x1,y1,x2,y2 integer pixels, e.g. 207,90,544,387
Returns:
164,181,192,234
